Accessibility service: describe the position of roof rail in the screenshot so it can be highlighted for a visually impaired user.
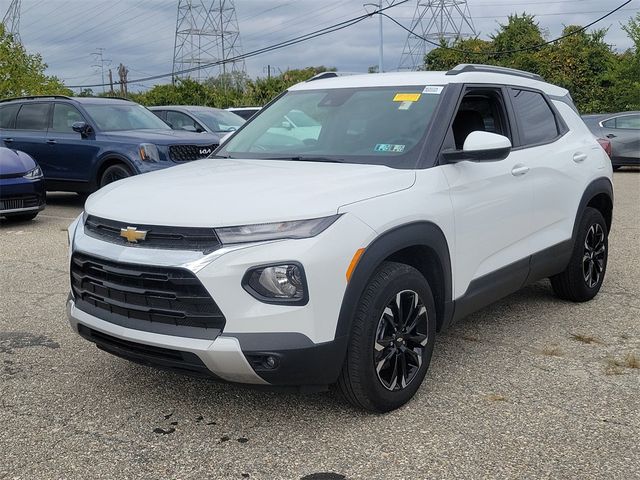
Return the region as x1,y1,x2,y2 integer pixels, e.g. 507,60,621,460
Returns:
0,95,74,103
306,71,360,82
446,64,544,82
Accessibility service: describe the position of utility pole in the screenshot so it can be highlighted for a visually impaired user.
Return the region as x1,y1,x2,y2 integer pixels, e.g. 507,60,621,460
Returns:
364,1,385,73
108,69,114,96
91,48,111,94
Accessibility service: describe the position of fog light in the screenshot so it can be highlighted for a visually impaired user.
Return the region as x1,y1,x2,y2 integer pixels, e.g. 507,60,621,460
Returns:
243,263,308,305
264,356,278,369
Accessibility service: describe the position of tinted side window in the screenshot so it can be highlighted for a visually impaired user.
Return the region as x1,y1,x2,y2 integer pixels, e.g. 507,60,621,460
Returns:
15,103,50,130
52,103,84,132
166,111,199,131
601,118,616,129
614,114,640,130
510,89,559,145
0,104,20,129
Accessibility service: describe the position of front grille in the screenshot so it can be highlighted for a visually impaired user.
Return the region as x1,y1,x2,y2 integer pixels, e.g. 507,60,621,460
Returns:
71,252,225,337
77,325,217,378
0,195,40,211
169,144,218,162
84,215,221,253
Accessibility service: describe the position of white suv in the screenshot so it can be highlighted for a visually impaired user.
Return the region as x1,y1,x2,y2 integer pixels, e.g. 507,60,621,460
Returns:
67,65,613,412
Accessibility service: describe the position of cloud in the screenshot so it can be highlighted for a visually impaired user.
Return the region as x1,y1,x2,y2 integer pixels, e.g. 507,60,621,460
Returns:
14,0,639,91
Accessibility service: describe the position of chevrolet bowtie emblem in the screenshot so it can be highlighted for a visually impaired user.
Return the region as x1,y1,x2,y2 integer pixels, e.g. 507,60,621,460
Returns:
120,226,148,243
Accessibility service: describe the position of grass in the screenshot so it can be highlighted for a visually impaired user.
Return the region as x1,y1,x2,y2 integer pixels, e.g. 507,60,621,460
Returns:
570,333,602,345
604,353,639,375
540,345,563,357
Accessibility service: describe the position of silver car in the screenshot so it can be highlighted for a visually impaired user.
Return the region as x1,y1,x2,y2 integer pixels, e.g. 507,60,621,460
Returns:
582,111,640,169
150,105,245,136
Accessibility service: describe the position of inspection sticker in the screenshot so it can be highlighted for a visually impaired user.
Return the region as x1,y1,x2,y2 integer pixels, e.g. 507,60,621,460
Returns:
393,93,421,102
375,144,406,153
423,86,444,94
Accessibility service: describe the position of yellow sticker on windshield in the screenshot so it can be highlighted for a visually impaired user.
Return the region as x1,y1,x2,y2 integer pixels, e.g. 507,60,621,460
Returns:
393,93,421,102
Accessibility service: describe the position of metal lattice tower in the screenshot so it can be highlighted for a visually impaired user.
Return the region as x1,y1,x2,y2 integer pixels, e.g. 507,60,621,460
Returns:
172,0,245,81
2,0,22,42
398,0,476,71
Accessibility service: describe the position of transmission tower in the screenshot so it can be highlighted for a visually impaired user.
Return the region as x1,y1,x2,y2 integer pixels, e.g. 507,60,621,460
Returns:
398,0,476,71
172,0,245,82
2,0,22,42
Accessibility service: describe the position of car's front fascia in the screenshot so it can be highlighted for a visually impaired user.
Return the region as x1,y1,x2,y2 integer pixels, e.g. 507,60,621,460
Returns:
0,149,46,217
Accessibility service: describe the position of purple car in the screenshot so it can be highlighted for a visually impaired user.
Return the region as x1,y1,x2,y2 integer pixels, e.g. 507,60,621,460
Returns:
0,147,45,221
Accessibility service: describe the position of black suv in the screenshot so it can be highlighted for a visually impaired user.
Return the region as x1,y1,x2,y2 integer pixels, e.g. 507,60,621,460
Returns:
0,96,221,193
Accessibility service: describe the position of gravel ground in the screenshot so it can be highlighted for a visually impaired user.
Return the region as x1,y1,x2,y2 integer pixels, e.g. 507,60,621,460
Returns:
1,170,638,480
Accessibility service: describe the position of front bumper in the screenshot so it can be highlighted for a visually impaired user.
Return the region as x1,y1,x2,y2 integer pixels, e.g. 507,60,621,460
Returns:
0,176,46,215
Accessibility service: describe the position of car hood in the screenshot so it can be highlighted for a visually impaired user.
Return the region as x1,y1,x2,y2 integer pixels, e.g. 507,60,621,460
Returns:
102,129,221,145
0,148,37,176
86,158,416,227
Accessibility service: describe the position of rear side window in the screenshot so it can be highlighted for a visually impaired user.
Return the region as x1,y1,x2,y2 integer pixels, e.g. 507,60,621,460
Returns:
15,103,50,130
604,114,640,130
0,104,20,129
510,89,559,146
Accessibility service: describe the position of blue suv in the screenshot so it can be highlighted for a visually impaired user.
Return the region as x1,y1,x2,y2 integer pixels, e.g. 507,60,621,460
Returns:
0,96,221,193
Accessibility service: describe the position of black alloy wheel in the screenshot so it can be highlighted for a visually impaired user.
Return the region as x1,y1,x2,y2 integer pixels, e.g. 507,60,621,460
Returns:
374,290,429,391
582,223,606,288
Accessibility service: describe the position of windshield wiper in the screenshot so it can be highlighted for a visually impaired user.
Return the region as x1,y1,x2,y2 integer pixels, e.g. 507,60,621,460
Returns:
263,156,344,163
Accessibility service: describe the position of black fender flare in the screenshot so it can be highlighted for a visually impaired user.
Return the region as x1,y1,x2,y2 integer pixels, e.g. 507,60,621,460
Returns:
92,154,138,189
334,221,453,342
571,177,614,240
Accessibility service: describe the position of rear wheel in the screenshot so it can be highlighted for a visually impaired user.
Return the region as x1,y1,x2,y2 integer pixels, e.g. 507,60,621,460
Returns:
99,164,132,188
337,261,436,412
550,207,608,302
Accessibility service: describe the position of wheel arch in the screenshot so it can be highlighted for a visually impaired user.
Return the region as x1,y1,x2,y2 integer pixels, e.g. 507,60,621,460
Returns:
574,177,613,237
93,154,137,190
335,221,454,343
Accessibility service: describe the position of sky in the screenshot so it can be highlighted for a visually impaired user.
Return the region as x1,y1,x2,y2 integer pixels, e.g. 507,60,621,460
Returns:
4,0,639,93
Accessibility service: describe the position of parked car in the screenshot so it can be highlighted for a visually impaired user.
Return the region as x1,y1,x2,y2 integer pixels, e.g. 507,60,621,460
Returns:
0,96,221,193
149,106,244,135
67,65,613,412
582,111,640,169
226,106,261,121
0,147,45,221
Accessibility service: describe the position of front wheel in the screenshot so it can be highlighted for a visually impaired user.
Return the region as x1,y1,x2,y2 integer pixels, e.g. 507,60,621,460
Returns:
550,207,608,302
337,262,436,412
99,164,132,188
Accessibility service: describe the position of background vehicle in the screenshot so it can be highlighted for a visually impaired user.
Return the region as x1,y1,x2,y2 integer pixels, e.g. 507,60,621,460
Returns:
0,147,45,221
68,65,613,412
582,112,640,169
149,106,244,135
0,96,221,193
226,106,261,120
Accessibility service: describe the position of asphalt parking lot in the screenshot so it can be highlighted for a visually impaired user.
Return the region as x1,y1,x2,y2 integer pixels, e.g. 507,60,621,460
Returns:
1,170,638,480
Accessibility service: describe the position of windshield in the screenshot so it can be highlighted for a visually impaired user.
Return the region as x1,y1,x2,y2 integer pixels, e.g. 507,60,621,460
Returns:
83,104,171,131
218,86,443,166
192,109,245,132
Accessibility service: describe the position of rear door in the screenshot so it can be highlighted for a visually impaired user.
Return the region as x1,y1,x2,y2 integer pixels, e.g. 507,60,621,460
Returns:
41,102,100,182
5,102,51,172
440,85,535,299
601,114,640,164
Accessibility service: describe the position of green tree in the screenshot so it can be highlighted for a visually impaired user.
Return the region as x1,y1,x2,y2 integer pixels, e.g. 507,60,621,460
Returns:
0,24,70,98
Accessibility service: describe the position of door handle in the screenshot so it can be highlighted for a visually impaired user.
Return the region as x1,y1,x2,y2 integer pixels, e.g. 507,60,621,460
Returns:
3,137,13,143
606,134,616,139
573,152,587,163
511,165,529,176
46,139,57,145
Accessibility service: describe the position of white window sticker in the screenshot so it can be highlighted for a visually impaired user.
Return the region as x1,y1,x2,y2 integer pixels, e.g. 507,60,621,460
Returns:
423,86,444,95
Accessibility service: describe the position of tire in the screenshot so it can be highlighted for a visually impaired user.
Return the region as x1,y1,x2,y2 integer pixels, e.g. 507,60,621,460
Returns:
4,212,38,222
550,207,608,302
99,164,132,188
337,261,437,412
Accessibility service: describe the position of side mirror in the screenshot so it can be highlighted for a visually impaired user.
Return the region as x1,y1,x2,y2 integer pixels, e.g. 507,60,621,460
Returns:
443,131,512,163
72,121,93,138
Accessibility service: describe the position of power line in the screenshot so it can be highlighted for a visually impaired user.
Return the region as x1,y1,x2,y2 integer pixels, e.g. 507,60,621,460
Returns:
381,0,634,56
67,0,409,89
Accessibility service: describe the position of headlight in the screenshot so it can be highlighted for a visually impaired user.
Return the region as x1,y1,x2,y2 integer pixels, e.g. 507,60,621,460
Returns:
23,166,43,179
138,143,159,162
243,263,308,305
215,215,340,244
